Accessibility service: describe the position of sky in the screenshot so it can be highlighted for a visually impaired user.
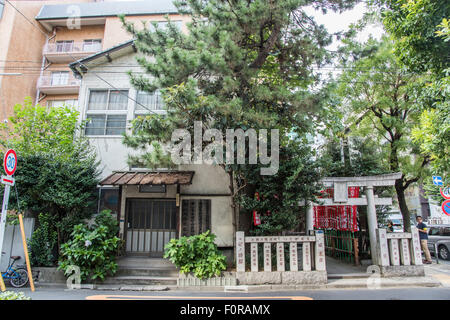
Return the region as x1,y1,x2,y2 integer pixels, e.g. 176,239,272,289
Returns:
304,2,385,50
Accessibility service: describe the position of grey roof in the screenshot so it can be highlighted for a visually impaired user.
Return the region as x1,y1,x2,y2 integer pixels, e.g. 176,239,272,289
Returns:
69,39,135,77
36,0,178,20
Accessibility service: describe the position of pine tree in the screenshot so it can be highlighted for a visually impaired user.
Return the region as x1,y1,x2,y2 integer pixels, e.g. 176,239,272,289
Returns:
120,0,358,233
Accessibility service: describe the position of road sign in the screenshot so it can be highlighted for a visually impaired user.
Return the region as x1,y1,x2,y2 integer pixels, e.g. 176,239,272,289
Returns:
0,149,17,292
1,176,14,186
440,187,450,200
432,176,443,186
3,149,17,176
442,200,450,216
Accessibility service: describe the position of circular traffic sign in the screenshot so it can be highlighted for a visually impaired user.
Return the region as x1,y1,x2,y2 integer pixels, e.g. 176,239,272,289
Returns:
3,149,17,176
440,187,450,200
442,199,450,217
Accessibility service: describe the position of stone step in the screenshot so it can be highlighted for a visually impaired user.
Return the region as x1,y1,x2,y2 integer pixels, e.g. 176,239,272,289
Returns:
102,275,178,286
327,273,370,279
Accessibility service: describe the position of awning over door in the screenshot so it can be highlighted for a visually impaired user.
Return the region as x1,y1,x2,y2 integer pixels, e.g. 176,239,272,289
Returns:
99,171,195,186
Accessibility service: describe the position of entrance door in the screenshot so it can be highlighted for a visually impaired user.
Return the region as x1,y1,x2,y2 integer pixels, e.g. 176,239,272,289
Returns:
125,199,177,257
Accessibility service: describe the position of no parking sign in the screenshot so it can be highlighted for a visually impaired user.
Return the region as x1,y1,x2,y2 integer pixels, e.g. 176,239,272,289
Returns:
442,200,450,217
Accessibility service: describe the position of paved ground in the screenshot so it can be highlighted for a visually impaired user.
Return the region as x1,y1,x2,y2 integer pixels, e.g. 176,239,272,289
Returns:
8,286,450,300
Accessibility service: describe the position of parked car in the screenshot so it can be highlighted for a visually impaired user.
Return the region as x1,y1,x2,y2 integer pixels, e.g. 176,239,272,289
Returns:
426,224,450,260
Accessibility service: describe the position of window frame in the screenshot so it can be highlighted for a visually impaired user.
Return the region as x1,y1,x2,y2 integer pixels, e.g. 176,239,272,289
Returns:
50,71,69,86
85,89,129,137
83,39,102,52
55,40,74,52
134,90,166,117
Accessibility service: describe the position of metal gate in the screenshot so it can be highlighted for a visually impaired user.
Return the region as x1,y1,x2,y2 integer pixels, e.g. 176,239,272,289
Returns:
125,199,177,257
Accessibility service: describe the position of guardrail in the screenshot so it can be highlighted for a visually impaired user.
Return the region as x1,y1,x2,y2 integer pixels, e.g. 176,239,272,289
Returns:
235,231,327,285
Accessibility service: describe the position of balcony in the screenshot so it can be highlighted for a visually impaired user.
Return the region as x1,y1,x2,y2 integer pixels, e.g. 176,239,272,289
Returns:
37,73,80,95
43,42,102,63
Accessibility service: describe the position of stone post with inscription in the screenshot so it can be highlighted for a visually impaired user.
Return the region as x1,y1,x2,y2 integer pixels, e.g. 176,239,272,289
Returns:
236,231,245,272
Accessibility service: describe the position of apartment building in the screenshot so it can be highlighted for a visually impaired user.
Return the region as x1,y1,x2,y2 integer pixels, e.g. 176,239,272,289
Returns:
0,0,188,119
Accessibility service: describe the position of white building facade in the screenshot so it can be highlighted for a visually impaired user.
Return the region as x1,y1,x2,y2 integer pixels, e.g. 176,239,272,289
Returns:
70,41,235,260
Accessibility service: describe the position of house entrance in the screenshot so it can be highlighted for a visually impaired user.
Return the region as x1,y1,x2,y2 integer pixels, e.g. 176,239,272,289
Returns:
125,199,177,257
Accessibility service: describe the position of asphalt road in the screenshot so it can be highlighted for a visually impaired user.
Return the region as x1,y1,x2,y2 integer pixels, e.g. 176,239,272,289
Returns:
8,286,450,300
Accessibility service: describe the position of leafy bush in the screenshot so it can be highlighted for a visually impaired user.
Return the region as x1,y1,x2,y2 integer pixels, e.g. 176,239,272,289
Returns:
0,291,31,300
163,231,227,279
58,212,121,282
29,213,58,267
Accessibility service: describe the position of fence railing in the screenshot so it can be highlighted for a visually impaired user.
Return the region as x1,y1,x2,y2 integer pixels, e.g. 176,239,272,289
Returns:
43,42,102,55
37,74,80,88
324,230,360,265
376,227,423,267
236,232,326,273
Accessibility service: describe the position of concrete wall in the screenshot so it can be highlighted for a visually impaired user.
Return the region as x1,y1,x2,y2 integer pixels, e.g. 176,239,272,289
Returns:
0,218,35,272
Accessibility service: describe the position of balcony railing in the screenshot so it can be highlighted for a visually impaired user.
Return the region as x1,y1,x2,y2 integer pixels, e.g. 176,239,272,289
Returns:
37,74,80,94
43,42,102,62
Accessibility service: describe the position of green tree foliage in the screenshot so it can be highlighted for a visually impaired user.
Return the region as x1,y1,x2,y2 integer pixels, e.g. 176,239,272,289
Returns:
120,0,357,232
164,231,227,279
380,0,450,74
0,98,100,252
0,97,83,159
329,36,428,231
237,140,321,235
378,1,449,195
58,211,122,282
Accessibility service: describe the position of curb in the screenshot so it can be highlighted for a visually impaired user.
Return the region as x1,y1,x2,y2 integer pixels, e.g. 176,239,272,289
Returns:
32,276,442,292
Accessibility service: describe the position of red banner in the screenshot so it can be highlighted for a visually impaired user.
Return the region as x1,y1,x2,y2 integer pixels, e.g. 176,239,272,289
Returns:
313,187,359,231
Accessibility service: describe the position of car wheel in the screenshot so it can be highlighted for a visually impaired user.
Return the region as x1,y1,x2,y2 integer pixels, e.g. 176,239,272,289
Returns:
438,245,450,261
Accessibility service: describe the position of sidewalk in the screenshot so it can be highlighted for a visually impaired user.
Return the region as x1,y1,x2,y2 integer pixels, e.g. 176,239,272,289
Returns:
424,262,450,287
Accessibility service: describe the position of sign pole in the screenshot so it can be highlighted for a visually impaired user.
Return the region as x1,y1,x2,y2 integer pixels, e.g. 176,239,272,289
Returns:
0,185,10,292
0,149,18,292
18,214,34,291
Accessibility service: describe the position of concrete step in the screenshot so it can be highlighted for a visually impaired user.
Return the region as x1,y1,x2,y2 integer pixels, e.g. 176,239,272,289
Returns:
116,257,176,269
115,267,179,277
327,273,370,279
103,275,178,286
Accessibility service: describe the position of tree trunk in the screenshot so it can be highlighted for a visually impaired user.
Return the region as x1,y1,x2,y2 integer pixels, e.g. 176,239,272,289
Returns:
390,140,412,232
395,179,411,232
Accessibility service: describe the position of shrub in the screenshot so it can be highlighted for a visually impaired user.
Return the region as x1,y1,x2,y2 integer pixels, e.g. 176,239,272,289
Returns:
163,231,227,279
29,213,58,267
0,291,31,300
58,212,121,282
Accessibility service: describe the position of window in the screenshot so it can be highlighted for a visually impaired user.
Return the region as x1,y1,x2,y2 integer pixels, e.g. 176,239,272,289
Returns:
47,99,78,108
83,39,102,52
148,20,183,31
56,40,74,52
51,71,69,85
429,227,440,236
135,90,164,115
98,187,119,215
443,227,450,237
85,89,129,136
181,199,211,236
